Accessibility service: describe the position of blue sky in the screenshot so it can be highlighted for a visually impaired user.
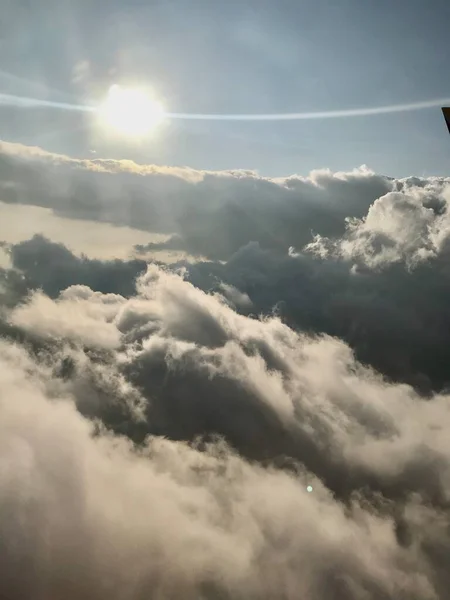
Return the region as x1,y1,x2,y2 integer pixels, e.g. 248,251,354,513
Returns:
1,0,449,176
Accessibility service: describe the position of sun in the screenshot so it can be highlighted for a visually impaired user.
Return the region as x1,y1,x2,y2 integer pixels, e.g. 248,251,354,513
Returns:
99,85,165,137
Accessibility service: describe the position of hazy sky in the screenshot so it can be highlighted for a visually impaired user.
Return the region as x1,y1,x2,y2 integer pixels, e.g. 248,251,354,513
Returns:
1,0,449,176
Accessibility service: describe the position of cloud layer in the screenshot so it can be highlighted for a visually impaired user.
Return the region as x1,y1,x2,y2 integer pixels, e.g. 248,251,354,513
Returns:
0,141,392,259
1,263,450,599
2,142,450,598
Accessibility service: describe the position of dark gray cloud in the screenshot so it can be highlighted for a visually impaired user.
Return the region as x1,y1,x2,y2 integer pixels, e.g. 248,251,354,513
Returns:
8,234,147,298
183,240,450,394
0,141,391,260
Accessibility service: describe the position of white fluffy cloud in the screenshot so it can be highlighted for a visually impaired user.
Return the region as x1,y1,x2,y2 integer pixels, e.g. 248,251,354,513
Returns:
306,179,450,268
1,264,449,598
10,285,125,349
0,346,436,599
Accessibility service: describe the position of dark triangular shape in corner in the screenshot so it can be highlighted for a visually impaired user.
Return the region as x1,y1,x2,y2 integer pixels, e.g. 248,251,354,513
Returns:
442,107,450,134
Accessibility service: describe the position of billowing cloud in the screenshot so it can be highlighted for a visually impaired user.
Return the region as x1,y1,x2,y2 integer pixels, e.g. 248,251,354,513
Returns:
6,213,450,397
2,139,449,265
0,141,392,260
305,180,450,268
0,262,449,599
2,142,450,598
1,145,450,398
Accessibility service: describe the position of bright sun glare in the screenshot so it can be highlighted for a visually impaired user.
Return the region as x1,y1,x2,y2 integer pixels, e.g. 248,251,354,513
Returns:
99,85,165,137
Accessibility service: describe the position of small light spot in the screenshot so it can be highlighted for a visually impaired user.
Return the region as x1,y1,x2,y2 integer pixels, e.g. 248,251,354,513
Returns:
306,485,313,493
